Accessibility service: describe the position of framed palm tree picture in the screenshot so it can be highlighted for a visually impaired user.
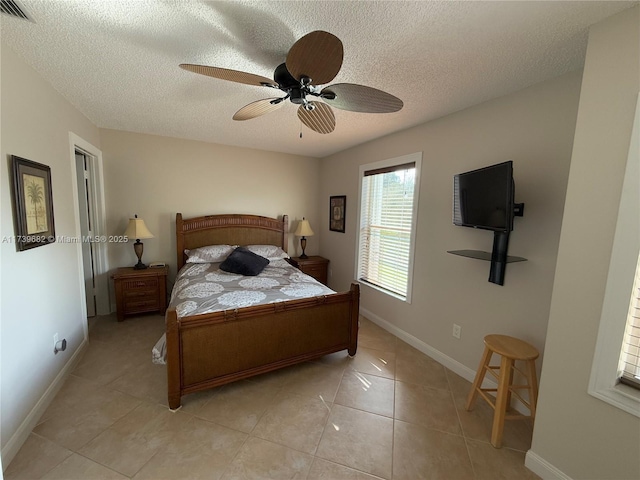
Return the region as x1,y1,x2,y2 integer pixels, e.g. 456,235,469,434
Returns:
10,155,55,251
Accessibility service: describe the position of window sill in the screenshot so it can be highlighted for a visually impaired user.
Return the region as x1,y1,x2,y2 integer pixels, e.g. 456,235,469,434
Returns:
588,381,640,418
359,280,409,303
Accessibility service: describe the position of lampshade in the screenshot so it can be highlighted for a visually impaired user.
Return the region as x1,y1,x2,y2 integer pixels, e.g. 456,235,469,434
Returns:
123,216,154,240
294,218,314,237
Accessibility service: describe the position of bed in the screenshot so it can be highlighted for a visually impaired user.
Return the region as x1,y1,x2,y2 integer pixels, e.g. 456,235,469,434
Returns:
161,213,360,409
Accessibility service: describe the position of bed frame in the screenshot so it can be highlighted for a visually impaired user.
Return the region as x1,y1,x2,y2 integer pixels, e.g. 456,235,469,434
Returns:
166,213,360,409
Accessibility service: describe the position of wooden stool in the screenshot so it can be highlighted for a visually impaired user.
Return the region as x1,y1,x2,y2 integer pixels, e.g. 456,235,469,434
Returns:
465,334,539,448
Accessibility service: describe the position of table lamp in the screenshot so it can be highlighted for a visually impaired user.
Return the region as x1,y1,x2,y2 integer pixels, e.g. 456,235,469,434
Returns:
123,214,154,269
294,217,314,259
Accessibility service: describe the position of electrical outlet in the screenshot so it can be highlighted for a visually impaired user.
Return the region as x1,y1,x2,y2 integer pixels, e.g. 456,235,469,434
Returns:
452,324,461,339
53,333,59,349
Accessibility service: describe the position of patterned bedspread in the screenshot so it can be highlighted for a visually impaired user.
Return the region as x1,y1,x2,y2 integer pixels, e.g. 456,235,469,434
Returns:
152,259,335,364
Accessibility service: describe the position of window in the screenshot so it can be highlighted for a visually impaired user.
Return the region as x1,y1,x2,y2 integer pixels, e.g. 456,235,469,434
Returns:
588,95,639,416
356,153,421,302
619,254,640,389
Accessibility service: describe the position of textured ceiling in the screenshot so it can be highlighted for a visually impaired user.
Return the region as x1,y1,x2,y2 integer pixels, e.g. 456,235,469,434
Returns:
1,0,636,158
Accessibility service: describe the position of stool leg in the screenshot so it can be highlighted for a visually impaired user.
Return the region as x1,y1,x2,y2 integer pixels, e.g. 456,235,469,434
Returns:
526,359,539,419
466,346,492,411
491,356,513,448
505,359,515,413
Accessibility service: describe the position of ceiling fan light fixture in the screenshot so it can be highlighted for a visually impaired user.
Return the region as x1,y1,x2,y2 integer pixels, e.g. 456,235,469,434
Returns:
290,88,305,105
298,101,335,134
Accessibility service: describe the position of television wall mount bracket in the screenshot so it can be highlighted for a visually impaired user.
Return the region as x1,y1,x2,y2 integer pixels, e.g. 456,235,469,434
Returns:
514,203,525,217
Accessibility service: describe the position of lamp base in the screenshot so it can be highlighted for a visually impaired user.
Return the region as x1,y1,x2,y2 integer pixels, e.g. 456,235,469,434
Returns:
133,240,147,269
299,254,309,259
300,236,308,259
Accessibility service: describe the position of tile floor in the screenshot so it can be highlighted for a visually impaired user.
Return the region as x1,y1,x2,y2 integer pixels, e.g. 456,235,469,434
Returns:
5,313,540,480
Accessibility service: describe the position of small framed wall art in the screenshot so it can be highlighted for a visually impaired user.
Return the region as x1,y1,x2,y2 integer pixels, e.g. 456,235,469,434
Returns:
329,195,346,233
10,155,56,251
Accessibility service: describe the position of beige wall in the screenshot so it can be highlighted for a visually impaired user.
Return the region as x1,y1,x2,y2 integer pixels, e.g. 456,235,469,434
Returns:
319,70,582,378
1,43,101,458
99,129,320,287
530,7,640,480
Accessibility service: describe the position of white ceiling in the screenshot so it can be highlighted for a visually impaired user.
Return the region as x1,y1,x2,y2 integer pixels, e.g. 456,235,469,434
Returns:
1,0,636,158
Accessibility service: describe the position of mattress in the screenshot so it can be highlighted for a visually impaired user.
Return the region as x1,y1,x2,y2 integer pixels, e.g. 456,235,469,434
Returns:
152,259,335,364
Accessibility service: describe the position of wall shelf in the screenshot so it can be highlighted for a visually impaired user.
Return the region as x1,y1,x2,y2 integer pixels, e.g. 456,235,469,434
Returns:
447,250,527,263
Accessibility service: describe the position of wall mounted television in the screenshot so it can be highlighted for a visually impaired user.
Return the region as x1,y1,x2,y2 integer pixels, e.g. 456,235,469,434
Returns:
453,160,515,233
451,160,525,285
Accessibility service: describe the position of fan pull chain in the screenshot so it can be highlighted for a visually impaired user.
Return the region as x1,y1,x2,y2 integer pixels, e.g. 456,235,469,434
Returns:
299,120,303,139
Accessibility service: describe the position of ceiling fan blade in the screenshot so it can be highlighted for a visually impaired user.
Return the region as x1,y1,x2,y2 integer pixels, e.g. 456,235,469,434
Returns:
180,64,277,87
297,102,335,134
321,83,403,113
233,98,285,121
286,31,343,85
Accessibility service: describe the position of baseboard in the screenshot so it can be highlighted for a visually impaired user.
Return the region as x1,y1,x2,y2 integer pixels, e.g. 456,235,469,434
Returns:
1,338,89,470
359,307,529,416
360,307,477,380
525,450,573,480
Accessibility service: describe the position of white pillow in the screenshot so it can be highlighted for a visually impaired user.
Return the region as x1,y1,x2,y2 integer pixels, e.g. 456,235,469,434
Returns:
245,245,289,261
185,244,235,263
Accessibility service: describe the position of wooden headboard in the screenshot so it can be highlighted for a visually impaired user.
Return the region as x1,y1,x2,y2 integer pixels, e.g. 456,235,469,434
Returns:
176,213,289,270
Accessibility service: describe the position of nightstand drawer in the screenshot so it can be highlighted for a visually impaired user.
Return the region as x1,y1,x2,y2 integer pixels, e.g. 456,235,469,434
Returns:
301,264,324,276
122,278,158,290
124,288,157,300
125,298,159,311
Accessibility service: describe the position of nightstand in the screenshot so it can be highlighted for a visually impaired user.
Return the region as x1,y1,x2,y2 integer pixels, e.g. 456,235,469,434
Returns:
112,266,168,321
287,256,329,286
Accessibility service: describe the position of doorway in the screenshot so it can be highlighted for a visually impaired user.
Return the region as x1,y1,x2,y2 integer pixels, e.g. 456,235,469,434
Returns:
75,150,97,317
69,133,109,326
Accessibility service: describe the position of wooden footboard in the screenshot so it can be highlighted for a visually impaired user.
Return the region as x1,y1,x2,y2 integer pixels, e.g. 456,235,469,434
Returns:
166,283,359,409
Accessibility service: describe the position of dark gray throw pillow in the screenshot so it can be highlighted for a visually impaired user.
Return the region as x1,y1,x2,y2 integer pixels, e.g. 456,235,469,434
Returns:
219,247,269,276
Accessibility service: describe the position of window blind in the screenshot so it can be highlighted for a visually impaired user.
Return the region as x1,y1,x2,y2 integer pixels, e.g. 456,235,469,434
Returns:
358,163,415,297
619,253,640,389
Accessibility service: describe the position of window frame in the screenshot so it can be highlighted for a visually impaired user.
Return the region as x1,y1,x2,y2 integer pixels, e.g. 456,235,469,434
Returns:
355,152,422,303
619,255,640,389
588,94,640,417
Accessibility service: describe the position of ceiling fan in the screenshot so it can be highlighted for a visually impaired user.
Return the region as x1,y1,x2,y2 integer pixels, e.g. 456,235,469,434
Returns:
179,31,403,135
